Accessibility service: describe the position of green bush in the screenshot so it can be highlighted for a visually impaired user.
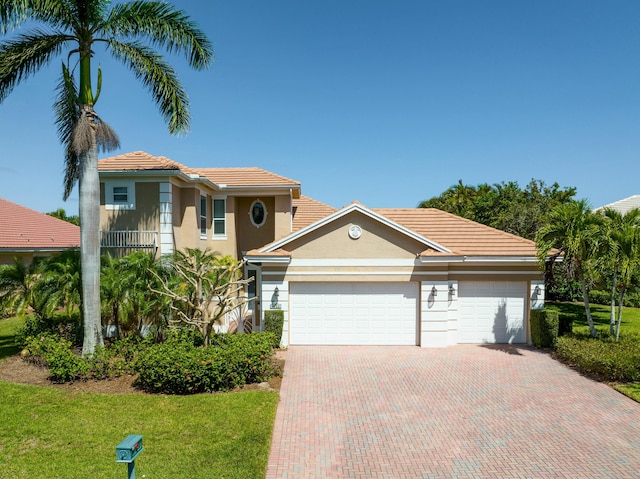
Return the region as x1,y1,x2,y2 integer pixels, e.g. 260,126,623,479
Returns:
530,309,559,348
15,311,82,348
22,333,88,382
88,336,148,379
263,310,284,347
555,334,640,382
164,326,204,347
588,289,640,308
135,332,275,394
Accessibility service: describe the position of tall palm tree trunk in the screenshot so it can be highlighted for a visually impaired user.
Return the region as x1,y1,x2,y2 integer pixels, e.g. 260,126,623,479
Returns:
79,127,103,356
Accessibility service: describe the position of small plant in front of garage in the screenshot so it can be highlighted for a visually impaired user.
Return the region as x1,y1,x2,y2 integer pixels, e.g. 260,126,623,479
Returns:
263,310,284,348
530,309,559,349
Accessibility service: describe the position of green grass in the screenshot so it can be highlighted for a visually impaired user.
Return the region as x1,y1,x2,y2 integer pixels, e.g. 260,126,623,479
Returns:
0,316,21,361
0,316,279,479
614,383,640,402
546,301,640,336
0,382,278,478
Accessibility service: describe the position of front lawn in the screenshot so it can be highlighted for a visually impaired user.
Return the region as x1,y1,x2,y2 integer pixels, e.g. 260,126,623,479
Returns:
546,301,640,336
546,302,640,402
0,317,279,479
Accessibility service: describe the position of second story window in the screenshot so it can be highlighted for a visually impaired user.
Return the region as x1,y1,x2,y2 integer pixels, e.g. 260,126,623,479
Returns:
213,198,226,237
250,199,267,228
113,186,128,203
200,195,207,237
105,180,135,210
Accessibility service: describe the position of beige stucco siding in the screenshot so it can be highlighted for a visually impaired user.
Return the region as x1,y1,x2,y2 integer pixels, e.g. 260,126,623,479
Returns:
285,212,423,260
235,197,276,256
99,182,159,231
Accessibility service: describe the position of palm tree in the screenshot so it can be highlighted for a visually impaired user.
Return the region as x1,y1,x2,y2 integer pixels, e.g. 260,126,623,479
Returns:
0,1,212,355
536,199,603,338
0,257,40,317
599,208,640,339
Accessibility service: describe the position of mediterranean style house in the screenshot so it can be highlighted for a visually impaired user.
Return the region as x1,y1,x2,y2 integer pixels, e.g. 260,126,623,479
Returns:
0,198,80,266
99,151,545,347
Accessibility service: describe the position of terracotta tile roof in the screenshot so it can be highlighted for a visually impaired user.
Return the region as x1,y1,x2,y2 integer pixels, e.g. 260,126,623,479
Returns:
195,167,300,188
0,198,80,250
98,151,301,190
292,195,337,231
374,208,538,257
98,151,198,175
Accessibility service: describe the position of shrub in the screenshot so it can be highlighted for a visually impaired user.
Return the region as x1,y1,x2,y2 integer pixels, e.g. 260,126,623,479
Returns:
555,334,640,382
263,310,284,347
589,289,610,306
15,311,82,348
22,333,88,382
530,309,559,349
135,332,276,394
164,326,204,347
88,336,148,379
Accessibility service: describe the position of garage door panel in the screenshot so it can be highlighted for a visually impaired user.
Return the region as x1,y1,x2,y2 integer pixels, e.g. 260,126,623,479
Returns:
290,282,418,345
458,281,526,344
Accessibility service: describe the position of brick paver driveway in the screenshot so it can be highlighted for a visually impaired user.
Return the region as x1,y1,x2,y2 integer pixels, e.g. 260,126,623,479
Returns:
266,345,640,479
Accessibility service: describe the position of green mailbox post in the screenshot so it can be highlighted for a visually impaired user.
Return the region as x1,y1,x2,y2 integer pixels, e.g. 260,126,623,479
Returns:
116,434,144,479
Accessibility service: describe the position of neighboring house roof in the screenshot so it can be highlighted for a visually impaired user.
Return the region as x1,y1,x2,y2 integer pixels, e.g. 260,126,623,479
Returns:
292,195,337,231
595,195,640,215
0,198,80,251
250,202,538,259
98,151,301,196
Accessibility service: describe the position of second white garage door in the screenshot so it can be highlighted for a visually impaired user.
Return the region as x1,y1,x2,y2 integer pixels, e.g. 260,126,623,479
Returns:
289,282,418,345
458,281,526,344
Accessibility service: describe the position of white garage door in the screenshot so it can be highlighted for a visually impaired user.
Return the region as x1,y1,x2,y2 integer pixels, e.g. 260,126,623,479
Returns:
289,282,418,345
458,281,526,344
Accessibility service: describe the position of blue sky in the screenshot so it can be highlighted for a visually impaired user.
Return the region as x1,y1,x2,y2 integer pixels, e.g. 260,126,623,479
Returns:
1,0,639,215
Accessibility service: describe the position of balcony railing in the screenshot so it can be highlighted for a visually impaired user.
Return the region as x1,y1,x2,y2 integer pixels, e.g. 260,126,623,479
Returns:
100,230,158,250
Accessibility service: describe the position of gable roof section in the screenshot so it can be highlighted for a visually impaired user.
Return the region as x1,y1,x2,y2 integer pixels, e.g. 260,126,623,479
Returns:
377,208,539,258
0,198,80,251
260,202,451,254
595,195,640,215
252,203,539,259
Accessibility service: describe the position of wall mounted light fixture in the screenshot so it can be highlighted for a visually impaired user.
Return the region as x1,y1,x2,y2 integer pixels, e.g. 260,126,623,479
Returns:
431,286,437,296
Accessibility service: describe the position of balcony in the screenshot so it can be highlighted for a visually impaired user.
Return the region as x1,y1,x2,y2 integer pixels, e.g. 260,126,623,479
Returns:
100,230,158,254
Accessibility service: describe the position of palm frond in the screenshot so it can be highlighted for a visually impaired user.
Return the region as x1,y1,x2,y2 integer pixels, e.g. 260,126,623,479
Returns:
0,30,71,102
107,39,190,134
54,62,81,199
102,1,213,69
94,116,120,151
0,0,76,33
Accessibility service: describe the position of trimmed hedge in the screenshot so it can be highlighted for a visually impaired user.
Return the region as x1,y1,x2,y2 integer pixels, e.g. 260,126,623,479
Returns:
135,332,276,394
556,334,640,382
263,310,284,348
530,309,559,349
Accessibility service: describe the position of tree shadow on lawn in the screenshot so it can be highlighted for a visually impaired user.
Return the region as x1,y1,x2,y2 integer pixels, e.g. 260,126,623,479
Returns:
0,322,20,361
